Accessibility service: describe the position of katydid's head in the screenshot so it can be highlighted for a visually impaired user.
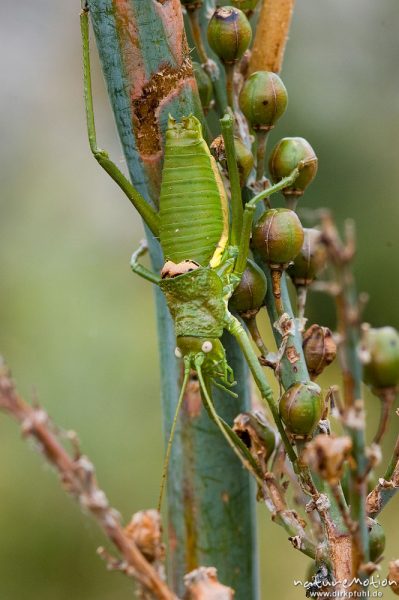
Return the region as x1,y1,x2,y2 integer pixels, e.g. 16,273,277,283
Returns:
175,336,235,389
175,336,224,367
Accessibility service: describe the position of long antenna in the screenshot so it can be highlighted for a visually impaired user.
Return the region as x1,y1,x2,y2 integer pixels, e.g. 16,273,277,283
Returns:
157,359,190,512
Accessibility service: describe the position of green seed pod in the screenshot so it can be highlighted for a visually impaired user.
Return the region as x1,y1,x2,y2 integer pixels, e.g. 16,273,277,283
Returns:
362,327,399,389
279,382,323,438
367,518,386,562
252,208,304,266
230,0,260,12
192,62,213,112
207,6,252,64
302,324,337,379
239,71,288,131
269,137,318,197
287,228,327,285
210,135,254,186
229,259,267,318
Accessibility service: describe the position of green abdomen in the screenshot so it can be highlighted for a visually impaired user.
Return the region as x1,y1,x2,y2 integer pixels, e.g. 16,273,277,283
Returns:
159,117,228,266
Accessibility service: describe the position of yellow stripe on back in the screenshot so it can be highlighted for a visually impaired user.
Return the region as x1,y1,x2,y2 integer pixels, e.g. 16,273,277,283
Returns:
209,151,229,268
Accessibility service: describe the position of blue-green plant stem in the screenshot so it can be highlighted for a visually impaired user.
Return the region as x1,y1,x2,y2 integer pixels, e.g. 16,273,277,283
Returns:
261,268,309,388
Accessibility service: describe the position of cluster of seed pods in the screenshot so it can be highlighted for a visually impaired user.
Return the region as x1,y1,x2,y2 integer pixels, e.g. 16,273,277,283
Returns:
197,4,327,440
189,0,399,507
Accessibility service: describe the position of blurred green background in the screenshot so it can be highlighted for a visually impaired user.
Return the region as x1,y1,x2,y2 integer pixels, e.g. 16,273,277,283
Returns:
1,1,399,598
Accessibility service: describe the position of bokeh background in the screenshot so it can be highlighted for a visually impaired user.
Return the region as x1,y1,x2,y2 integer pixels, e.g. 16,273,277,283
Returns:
1,1,399,598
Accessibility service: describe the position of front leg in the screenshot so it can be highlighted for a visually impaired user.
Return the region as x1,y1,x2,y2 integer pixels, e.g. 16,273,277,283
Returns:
130,240,161,285
80,5,160,237
232,165,303,281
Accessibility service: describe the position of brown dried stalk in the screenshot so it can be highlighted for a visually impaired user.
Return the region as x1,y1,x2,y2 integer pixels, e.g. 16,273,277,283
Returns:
0,359,177,600
232,411,318,557
263,472,316,558
367,431,399,518
388,560,399,596
249,0,296,74
318,212,369,582
373,386,397,446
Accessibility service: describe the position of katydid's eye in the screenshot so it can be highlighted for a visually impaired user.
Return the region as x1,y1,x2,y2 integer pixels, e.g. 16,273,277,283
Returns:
201,341,213,353
175,347,182,358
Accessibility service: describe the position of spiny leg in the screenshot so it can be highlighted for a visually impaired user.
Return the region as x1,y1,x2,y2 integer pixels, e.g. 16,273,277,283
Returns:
194,356,263,483
225,312,298,465
80,6,160,236
130,240,161,284
157,357,191,512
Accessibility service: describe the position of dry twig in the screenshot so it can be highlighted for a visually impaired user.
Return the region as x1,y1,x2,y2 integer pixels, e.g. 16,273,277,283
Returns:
318,211,369,582
249,0,296,74
263,472,316,558
0,359,177,600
